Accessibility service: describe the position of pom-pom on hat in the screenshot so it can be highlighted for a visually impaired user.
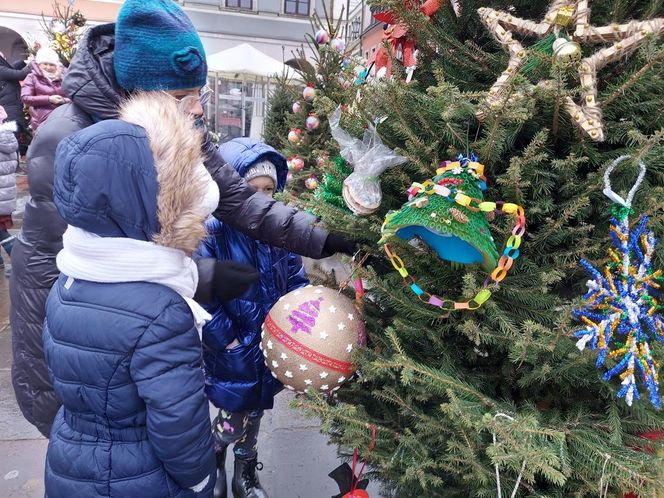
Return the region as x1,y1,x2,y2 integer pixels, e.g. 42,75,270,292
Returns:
113,0,208,91
36,47,60,65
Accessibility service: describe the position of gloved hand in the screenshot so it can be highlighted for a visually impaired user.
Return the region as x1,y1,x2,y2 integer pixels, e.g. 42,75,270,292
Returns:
201,130,218,163
322,232,358,258
194,258,259,304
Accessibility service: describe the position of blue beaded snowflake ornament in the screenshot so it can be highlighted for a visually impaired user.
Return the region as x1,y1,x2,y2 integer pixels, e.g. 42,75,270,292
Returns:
573,156,664,409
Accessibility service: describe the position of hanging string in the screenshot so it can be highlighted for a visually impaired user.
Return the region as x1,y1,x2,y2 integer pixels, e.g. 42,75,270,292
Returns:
602,155,646,208
493,413,528,498
339,250,371,304
350,424,377,493
598,453,611,498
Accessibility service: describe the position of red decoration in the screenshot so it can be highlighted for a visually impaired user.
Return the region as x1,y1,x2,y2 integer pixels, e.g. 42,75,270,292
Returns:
343,491,369,498
623,430,663,498
369,0,442,78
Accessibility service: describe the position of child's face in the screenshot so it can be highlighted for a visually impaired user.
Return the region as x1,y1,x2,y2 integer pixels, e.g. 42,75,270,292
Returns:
39,62,57,73
248,176,275,198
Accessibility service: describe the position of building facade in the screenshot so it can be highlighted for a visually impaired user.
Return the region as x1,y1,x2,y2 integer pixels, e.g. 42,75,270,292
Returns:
0,0,339,64
0,0,342,139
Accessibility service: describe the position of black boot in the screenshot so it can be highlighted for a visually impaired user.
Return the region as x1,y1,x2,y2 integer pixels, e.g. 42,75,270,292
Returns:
231,457,268,498
213,446,228,498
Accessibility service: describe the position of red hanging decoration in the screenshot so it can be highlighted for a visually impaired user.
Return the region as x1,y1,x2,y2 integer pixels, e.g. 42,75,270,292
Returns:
329,424,376,498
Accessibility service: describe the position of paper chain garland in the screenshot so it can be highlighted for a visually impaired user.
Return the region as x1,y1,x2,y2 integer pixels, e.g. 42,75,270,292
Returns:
573,156,664,408
382,156,526,313
477,0,664,141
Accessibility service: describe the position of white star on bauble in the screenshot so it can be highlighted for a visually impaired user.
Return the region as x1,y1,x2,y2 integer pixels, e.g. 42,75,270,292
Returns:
329,306,337,314
338,322,346,331
304,379,313,385
347,313,354,321
319,331,329,340
271,360,279,368
346,344,353,353
266,340,273,350
299,364,308,371
283,303,291,311
338,376,346,383
321,384,329,390
285,370,293,378
280,352,288,360
319,372,329,379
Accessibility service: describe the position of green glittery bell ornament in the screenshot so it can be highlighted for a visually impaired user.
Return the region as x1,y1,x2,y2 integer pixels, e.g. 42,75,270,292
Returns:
380,154,499,272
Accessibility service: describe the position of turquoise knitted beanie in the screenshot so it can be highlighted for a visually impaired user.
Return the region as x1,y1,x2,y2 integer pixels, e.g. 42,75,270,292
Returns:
114,0,208,91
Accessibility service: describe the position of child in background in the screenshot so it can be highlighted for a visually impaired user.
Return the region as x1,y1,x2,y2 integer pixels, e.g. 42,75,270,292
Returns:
0,104,18,272
21,47,69,133
197,138,309,498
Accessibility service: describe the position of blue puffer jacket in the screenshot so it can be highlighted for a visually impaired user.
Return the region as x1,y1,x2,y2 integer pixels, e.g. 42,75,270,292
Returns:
197,138,308,412
43,94,216,498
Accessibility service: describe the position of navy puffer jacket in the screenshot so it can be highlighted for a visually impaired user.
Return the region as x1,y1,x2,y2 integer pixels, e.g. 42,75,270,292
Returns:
43,94,216,498
197,138,308,412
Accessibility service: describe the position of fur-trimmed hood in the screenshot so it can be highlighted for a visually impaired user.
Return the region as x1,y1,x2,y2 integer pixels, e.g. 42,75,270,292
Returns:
54,92,208,254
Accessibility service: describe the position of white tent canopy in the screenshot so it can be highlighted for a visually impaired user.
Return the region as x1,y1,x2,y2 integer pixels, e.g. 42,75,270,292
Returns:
206,43,297,79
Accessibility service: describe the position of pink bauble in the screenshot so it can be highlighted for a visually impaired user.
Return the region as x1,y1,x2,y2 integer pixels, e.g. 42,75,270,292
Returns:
292,101,302,114
288,128,301,144
289,157,305,172
315,153,329,168
303,85,316,102
315,29,330,45
305,113,320,130
305,175,319,190
330,38,345,53
260,286,365,393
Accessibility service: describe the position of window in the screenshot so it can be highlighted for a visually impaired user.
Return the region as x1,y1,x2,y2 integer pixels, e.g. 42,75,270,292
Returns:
284,0,310,16
226,0,253,9
350,16,361,40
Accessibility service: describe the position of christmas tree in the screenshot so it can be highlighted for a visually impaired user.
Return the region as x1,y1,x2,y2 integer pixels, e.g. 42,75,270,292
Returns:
39,0,87,67
273,0,664,496
266,1,365,193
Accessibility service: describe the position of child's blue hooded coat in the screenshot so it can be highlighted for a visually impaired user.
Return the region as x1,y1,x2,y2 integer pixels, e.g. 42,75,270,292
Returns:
197,138,308,412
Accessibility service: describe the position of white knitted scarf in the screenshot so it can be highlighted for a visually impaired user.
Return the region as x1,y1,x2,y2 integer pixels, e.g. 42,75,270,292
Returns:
56,226,211,334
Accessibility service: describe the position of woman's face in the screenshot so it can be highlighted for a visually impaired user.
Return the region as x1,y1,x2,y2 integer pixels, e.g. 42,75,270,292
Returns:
248,176,275,198
39,62,57,74
163,87,204,117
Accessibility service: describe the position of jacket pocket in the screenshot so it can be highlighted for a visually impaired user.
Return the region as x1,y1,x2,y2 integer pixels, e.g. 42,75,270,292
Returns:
207,341,260,384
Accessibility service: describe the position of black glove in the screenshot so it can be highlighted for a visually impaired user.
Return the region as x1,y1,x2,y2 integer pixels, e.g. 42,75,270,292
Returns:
194,258,259,304
322,232,358,258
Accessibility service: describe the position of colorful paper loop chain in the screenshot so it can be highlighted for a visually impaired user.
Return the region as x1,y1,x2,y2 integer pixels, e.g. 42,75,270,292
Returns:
383,174,526,313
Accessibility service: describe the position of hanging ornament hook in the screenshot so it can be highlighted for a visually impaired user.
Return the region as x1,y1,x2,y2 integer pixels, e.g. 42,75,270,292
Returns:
602,155,646,208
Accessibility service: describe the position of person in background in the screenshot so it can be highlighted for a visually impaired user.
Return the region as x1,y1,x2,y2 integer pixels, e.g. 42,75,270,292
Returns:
197,139,308,498
0,51,30,156
0,104,18,273
21,47,69,133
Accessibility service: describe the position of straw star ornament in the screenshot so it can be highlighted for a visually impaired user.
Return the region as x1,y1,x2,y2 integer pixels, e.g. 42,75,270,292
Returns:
477,0,664,141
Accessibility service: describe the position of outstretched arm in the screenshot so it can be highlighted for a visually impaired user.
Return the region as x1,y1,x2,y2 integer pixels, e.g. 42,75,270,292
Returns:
0,63,30,82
